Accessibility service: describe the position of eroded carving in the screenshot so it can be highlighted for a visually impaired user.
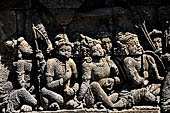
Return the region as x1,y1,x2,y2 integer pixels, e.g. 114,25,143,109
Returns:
41,34,80,110
78,36,120,109
1,10,170,112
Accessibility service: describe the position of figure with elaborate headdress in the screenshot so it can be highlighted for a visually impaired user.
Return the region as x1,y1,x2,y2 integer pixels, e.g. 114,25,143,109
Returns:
110,32,164,108
41,34,80,110
3,38,37,112
78,36,120,109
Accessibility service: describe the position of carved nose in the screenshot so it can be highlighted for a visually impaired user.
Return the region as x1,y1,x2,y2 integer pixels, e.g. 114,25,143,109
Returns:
155,42,159,47
30,49,33,54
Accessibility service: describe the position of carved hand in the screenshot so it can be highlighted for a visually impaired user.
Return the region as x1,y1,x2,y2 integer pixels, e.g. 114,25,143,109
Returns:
20,105,32,112
47,45,53,53
64,88,75,96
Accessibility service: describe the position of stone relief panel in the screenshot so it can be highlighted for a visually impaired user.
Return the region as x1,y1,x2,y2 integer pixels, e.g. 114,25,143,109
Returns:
0,0,170,113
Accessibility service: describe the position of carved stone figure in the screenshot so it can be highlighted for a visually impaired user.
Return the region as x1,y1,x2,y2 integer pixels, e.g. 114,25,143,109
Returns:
110,32,164,108
1,2,170,112
100,34,119,79
78,38,120,109
115,32,164,89
80,34,94,57
5,37,35,90
0,55,37,112
149,29,163,54
100,34,112,56
72,33,81,57
41,34,79,110
4,37,38,112
5,37,33,60
114,32,129,55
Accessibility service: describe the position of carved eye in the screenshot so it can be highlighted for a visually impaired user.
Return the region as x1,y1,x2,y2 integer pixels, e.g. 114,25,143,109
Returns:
60,48,66,52
67,49,71,52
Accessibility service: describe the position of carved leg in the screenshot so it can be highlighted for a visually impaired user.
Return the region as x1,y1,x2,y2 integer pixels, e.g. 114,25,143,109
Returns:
145,91,157,104
17,88,37,106
112,98,129,108
41,87,64,107
41,96,49,110
66,99,79,109
84,87,95,108
109,93,119,103
10,88,37,111
78,80,90,101
90,82,114,108
145,84,161,104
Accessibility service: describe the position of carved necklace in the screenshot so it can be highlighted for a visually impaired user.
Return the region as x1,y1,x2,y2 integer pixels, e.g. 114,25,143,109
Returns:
93,59,105,67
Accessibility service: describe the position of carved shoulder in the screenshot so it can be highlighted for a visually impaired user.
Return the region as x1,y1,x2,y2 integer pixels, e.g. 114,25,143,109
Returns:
45,58,57,77
68,58,78,77
83,57,92,63
46,58,56,65
82,57,93,68
82,57,93,80
105,56,119,75
68,58,76,66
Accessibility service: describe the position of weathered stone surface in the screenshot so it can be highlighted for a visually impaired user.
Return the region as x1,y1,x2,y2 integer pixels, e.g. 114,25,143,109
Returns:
0,0,26,9
13,107,160,113
0,0,170,113
0,11,16,40
39,0,85,9
49,9,76,25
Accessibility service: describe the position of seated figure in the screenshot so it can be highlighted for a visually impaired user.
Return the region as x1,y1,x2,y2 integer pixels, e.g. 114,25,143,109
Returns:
5,37,33,60
111,32,164,108
41,34,79,110
78,37,120,109
115,32,164,88
0,81,37,113
2,37,38,112
100,33,119,76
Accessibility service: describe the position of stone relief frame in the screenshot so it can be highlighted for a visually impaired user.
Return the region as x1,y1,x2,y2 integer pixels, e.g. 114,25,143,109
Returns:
0,0,170,113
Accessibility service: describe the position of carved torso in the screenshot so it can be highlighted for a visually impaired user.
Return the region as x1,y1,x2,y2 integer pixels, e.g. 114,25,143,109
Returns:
91,58,110,82
46,58,76,84
46,58,66,80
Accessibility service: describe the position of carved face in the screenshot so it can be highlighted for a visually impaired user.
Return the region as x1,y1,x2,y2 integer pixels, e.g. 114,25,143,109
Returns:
127,36,143,55
153,37,162,52
5,40,16,52
117,32,126,41
58,45,72,58
18,40,33,55
101,37,112,54
88,38,94,48
91,44,104,57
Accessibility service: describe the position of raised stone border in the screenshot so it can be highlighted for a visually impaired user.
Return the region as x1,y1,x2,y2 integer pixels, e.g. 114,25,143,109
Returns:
15,106,160,113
